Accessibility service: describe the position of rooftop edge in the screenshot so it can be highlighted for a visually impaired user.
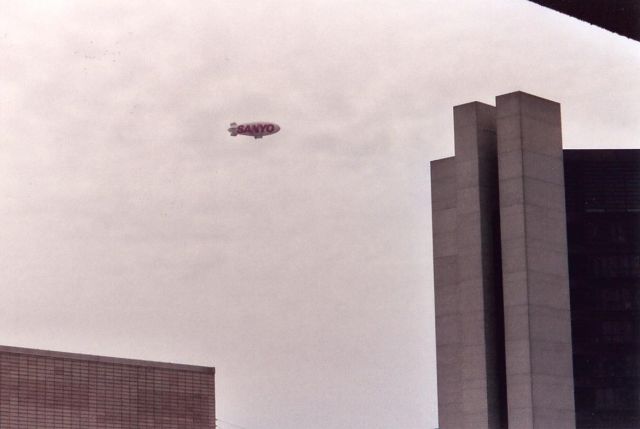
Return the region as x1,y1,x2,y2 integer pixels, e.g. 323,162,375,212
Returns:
0,345,214,374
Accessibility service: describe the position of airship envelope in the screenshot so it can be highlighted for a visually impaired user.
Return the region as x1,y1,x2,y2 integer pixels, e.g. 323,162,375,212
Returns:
228,122,280,139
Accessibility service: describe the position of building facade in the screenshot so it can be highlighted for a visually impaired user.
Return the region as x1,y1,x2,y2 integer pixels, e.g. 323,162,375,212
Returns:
0,345,215,428
564,150,640,428
431,92,639,429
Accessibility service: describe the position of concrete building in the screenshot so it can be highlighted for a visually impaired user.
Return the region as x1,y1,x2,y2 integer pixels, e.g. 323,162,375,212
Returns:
431,91,639,429
0,345,215,428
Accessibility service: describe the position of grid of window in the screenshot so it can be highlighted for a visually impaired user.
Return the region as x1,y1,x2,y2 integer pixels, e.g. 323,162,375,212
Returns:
564,149,640,429
0,349,215,428
565,149,640,213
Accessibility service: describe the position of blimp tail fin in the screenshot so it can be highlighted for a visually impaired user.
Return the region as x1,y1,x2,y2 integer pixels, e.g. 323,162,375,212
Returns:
228,122,238,136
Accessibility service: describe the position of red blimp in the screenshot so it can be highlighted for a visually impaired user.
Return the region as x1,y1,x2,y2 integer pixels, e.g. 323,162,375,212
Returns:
228,122,280,139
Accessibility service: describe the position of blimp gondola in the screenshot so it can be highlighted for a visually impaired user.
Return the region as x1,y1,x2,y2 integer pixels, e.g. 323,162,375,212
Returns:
228,122,280,139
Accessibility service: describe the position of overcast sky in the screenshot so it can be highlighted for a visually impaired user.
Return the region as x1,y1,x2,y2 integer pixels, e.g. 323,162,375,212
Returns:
1,1,638,428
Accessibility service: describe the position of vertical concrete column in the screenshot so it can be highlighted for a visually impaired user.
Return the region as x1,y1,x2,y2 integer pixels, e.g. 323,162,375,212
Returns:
453,102,506,429
431,157,460,429
496,92,576,429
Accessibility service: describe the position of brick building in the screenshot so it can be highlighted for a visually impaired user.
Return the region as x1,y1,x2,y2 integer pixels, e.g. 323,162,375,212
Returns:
0,345,215,428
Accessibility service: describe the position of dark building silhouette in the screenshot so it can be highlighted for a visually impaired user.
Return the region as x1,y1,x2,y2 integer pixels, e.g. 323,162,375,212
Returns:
430,92,639,429
0,345,215,428
526,1,640,41
564,150,640,428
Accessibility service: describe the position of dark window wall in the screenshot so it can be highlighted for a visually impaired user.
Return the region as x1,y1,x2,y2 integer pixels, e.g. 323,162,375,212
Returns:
564,150,640,429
